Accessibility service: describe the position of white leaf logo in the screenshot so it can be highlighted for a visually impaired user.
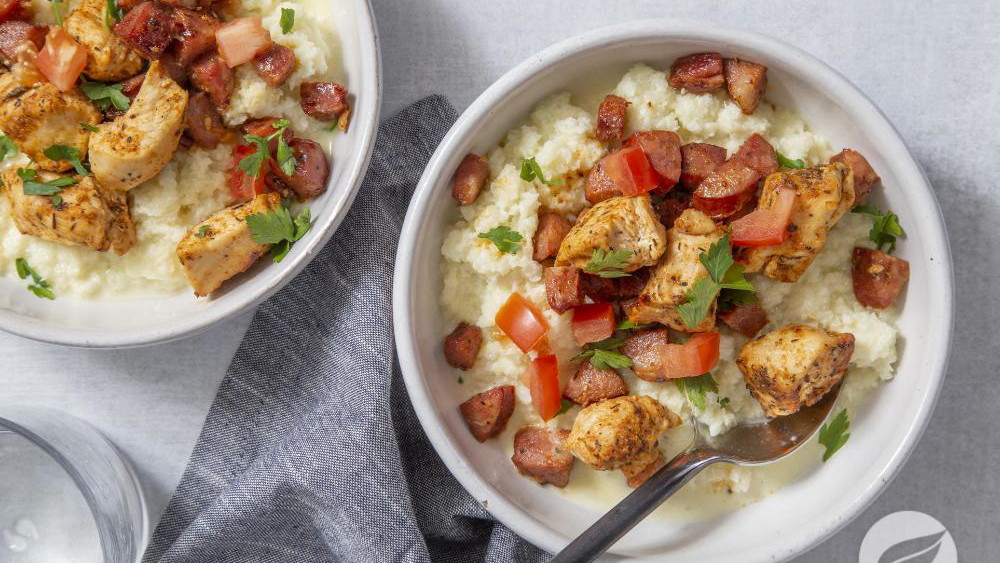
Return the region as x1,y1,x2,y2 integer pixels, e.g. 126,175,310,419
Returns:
877,530,946,563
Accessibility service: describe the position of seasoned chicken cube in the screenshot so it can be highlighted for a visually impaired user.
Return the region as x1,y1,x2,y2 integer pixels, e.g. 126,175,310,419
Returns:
89,60,188,191
742,163,856,283
2,168,135,254
555,196,667,273
64,0,144,81
564,396,681,481
0,83,101,172
736,324,855,417
176,192,281,296
629,209,724,331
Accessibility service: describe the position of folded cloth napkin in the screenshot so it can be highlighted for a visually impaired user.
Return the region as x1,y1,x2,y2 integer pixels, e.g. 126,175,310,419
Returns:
143,96,547,563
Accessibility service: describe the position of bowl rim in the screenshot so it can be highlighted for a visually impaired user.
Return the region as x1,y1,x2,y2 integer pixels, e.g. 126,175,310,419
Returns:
0,0,383,349
393,18,954,560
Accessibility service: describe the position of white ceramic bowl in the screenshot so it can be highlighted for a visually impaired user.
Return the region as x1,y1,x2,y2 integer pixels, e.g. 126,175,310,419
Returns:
394,20,953,562
0,0,381,348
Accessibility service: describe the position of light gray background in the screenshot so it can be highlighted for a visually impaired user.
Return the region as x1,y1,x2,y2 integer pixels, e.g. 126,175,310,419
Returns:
3,0,995,560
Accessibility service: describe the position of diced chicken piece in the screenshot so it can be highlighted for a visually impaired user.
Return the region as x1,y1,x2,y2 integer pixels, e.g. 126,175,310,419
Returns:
679,142,726,191
742,163,856,282
668,52,724,93
653,190,691,229
584,160,621,204
113,1,177,60
733,133,778,177
0,82,101,172
252,43,296,87
621,328,669,382
830,148,880,203
718,303,769,338
183,91,228,149
723,58,768,114
273,138,329,200
544,266,583,314
596,94,628,142
190,52,233,108
564,396,680,480
459,385,515,442
563,360,628,406
555,195,667,273
693,134,776,219
170,7,218,66
533,211,572,262
2,169,135,254
851,247,909,309
624,450,663,488
451,152,489,206
623,130,681,190
89,60,187,191
737,324,855,417
64,0,144,81
299,81,348,121
443,322,483,370
511,427,575,487
0,21,45,62
176,192,281,296
629,209,724,331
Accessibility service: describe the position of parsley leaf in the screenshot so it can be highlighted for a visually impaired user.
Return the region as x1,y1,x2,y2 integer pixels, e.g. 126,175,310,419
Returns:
700,235,735,282
555,398,573,417
51,195,63,206
104,0,122,28
617,320,650,331
584,248,633,278
519,157,563,186
80,123,99,132
573,336,633,371
276,135,295,176
818,409,850,462
81,81,130,111
675,374,718,411
776,151,805,169
719,397,731,408
18,168,76,196
279,7,295,33
245,204,312,263
477,226,523,254
15,258,55,300
676,278,719,330
49,0,64,25
195,225,210,238
43,144,89,176
0,135,17,162
851,204,905,253
239,120,293,178
719,263,754,291
678,235,755,329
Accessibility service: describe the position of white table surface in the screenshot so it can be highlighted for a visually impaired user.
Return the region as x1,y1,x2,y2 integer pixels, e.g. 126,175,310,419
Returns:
4,0,997,559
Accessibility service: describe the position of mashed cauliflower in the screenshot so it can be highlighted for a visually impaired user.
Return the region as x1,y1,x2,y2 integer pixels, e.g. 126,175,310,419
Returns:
0,0,342,299
440,64,899,519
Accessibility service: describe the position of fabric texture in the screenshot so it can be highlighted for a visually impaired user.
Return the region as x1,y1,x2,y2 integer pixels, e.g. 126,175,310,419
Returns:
142,96,547,563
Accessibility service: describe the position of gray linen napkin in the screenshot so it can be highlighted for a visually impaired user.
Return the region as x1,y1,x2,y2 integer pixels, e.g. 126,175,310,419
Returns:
142,96,547,563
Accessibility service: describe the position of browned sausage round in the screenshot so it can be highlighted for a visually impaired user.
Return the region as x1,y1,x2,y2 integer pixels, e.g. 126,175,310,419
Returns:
563,360,628,406
679,142,726,191
668,52,725,93
596,94,629,142
852,247,909,309
277,138,330,200
624,130,682,190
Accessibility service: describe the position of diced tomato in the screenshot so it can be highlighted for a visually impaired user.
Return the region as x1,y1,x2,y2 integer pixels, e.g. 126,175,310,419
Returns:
570,302,615,346
215,17,272,68
229,144,267,202
660,332,720,378
602,146,659,196
495,292,550,353
730,187,797,247
34,27,85,92
528,354,562,421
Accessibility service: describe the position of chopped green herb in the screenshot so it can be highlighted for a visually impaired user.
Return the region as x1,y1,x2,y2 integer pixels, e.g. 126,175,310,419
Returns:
0,135,17,162
674,374,718,411
18,168,76,196
775,151,805,169
719,397,730,408
573,336,633,371
818,409,850,462
239,120,292,178
245,204,312,263
584,248,633,278
279,7,295,33
851,204,905,253
81,81,130,111
519,157,563,186
555,398,574,416
457,376,464,384
677,235,755,329
477,226,523,254
43,144,89,176
617,320,650,331
80,123,99,132
49,0,64,26
104,0,122,28
51,195,63,206
195,225,210,238
676,278,719,330
15,258,55,300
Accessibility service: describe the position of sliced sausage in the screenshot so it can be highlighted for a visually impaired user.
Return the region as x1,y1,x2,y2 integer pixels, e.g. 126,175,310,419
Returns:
693,134,776,219
443,322,483,370
252,43,296,88
679,142,727,191
668,52,724,93
544,266,583,314
114,1,178,60
275,138,329,200
830,148,880,203
851,247,909,309
654,191,692,229
617,267,649,299
718,303,769,338
0,21,45,62
563,360,628,406
580,273,618,303
170,7,217,66
299,81,348,121
533,211,572,262
190,52,234,108
511,426,574,487
157,52,189,87
451,152,489,206
596,94,629,142
733,133,778,177
242,116,294,152
584,160,622,204
622,328,670,381
624,130,681,190
724,58,768,114
459,385,515,442
184,91,228,149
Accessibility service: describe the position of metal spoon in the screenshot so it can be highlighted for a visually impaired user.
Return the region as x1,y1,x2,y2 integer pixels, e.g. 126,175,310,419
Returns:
550,385,842,563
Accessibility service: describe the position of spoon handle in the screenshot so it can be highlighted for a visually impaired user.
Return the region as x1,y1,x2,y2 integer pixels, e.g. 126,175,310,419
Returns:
549,452,717,563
